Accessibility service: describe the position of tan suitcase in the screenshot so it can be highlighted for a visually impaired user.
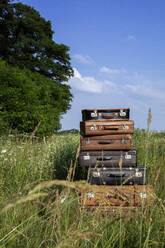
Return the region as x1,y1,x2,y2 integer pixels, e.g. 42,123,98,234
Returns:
79,185,154,208
80,134,131,151
80,120,134,136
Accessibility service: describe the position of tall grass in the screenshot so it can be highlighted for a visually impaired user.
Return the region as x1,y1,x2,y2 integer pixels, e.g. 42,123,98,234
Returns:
0,130,164,248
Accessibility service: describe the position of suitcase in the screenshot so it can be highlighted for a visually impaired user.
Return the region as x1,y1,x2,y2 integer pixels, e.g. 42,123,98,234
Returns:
79,185,154,208
80,134,131,151
82,108,130,121
88,166,148,185
79,150,137,168
80,120,134,136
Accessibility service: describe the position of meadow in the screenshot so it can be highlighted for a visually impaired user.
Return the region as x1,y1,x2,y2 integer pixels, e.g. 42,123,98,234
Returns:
0,130,164,248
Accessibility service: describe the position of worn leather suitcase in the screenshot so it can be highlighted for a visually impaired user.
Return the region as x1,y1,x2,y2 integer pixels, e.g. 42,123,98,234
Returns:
79,150,137,168
79,185,154,208
80,120,134,136
82,108,130,121
80,134,131,151
88,166,148,185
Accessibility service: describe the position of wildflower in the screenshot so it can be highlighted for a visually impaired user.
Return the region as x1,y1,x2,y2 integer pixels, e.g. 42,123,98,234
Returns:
1,149,7,154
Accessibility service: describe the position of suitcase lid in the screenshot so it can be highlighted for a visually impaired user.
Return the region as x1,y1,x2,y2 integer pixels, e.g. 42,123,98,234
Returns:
82,108,130,112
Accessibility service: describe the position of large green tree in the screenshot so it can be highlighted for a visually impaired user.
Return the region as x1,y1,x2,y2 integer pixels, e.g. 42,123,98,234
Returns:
0,1,74,135
0,59,72,135
0,0,73,82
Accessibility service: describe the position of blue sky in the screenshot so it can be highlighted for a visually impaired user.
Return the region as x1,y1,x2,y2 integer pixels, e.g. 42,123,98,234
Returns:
21,0,165,131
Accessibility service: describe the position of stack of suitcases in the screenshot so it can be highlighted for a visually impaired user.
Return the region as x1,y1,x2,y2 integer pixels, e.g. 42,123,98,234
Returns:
79,108,151,211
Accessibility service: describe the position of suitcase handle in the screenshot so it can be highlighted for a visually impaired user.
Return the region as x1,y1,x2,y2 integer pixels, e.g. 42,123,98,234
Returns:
104,126,119,130
97,141,114,145
98,113,118,119
108,173,125,177
96,156,112,161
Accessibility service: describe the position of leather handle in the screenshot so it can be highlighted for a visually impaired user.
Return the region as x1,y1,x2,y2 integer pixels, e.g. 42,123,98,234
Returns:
98,113,118,119
108,173,125,177
98,141,113,144
96,156,112,161
104,126,119,130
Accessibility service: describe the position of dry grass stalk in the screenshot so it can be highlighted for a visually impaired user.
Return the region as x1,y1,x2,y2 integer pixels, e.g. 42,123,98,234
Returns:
29,120,41,142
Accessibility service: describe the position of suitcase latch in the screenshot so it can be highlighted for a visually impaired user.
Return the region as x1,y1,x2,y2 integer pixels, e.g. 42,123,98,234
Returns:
120,110,126,116
85,139,90,144
125,154,132,159
123,124,129,130
91,110,97,117
135,172,142,177
121,139,127,144
83,155,90,160
90,124,97,130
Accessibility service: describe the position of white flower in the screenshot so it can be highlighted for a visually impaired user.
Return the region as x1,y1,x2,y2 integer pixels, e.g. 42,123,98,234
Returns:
1,149,7,154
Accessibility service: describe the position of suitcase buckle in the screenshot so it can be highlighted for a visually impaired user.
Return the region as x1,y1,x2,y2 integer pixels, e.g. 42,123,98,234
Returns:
90,124,97,130
123,124,129,130
85,139,90,144
86,193,95,198
91,111,97,117
121,139,126,144
120,110,126,116
83,155,90,160
135,172,142,177
125,154,131,159
92,171,100,177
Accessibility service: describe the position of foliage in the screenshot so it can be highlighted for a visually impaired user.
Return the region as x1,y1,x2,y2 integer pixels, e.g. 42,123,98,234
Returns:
0,1,74,135
0,130,164,247
0,0,73,82
0,59,72,136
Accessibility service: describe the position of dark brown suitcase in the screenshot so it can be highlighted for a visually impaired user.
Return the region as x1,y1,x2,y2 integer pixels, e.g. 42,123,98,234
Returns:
79,185,154,208
88,166,148,185
82,108,130,121
79,150,137,168
80,134,131,151
80,120,134,136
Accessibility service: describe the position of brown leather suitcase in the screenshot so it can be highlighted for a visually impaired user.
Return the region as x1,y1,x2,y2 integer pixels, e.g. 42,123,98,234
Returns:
80,134,131,151
80,120,134,136
82,108,130,121
79,185,154,208
79,150,137,168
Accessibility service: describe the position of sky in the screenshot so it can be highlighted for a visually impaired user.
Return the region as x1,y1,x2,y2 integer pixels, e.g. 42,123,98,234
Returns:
21,0,165,131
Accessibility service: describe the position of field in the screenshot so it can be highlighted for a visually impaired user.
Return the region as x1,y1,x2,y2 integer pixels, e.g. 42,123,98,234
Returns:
0,130,164,248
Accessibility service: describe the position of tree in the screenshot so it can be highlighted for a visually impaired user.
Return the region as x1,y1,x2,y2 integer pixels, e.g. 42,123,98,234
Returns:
0,59,72,135
0,1,74,135
0,1,73,82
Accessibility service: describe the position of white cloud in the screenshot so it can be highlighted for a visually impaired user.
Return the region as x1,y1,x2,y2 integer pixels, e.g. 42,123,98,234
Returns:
125,84,165,101
127,35,136,41
70,68,103,93
69,67,165,103
100,66,126,76
72,54,94,64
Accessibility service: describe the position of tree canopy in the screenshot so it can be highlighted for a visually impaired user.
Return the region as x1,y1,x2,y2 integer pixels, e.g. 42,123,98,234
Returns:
0,59,72,135
0,1,74,136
